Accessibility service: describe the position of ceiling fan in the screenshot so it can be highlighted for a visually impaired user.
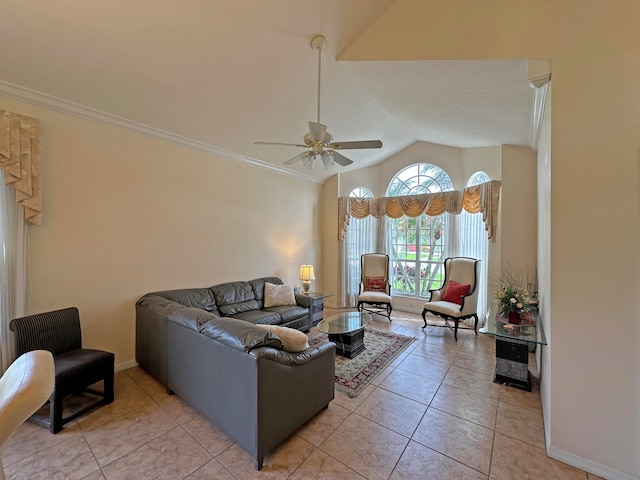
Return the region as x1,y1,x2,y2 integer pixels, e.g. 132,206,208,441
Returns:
255,34,383,170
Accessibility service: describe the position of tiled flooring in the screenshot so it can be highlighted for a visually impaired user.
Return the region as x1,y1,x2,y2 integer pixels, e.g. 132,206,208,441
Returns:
2,309,603,480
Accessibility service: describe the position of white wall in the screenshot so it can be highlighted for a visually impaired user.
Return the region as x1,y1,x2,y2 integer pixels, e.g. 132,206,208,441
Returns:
0,96,320,370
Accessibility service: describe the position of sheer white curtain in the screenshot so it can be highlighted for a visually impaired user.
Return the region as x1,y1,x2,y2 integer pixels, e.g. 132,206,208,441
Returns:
460,210,488,325
0,171,29,373
459,172,490,325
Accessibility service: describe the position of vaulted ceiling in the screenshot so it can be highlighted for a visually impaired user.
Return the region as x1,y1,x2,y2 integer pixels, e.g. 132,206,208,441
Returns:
0,0,535,180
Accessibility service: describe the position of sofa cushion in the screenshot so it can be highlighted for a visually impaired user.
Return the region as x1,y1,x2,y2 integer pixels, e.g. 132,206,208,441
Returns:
200,317,282,352
264,305,309,323
151,288,218,313
264,283,296,307
169,306,221,330
213,281,261,316
255,324,310,352
230,310,282,325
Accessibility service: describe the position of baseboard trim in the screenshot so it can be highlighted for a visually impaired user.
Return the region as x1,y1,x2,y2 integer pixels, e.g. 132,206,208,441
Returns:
548,446,639,480
115,360,138,372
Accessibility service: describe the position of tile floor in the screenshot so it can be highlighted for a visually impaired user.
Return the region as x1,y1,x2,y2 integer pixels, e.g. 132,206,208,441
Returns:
2,309,604,480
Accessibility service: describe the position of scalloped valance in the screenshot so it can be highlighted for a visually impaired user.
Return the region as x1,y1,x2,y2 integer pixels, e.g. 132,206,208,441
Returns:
339,180,501,242
0,110,41,225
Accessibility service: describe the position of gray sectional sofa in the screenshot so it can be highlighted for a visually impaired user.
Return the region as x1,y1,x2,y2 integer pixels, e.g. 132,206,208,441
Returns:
135,276,335,469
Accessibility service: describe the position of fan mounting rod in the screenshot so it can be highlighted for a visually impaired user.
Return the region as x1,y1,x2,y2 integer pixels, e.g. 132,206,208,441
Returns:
311,34,326,124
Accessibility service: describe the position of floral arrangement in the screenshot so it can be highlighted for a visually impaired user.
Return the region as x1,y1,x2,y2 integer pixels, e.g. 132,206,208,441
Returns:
495,264,536,322
496,283,531,318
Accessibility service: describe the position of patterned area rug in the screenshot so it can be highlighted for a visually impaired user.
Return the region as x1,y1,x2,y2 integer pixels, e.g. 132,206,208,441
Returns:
309,328,415,398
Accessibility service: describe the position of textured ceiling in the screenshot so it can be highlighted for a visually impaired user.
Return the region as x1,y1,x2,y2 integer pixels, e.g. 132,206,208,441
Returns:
0,0,534,180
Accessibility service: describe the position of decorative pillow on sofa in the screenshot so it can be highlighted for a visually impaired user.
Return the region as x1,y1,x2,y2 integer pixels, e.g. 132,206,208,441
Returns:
264,282,296,308
441,280,471,305
364,276,386,292
255,324,310,352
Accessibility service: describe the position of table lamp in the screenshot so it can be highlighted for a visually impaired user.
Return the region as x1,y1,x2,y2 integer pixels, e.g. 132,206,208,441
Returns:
299,265,315,293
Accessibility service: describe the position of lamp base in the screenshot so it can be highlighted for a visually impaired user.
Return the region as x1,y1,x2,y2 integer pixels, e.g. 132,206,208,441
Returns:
302,281,311,293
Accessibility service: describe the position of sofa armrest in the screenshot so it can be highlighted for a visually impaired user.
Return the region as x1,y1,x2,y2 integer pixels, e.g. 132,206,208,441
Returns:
250,342,335,366
294,293,311,308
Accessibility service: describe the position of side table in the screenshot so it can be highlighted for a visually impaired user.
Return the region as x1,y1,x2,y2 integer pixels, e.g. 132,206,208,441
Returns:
300,292,334,326
480,306,547,392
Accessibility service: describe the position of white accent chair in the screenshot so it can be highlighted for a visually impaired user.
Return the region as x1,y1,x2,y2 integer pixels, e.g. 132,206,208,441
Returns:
422,257,480,340
357,253,392,321
0,350,55,480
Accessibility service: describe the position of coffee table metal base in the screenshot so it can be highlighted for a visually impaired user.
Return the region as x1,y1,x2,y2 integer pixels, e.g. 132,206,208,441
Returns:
328,328,365,359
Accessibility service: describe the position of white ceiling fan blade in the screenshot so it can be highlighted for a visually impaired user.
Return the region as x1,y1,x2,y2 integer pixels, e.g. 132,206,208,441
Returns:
283,151,309,165
254,141,308,148
330,140,383,150
308,122,327,142
331,150,353,167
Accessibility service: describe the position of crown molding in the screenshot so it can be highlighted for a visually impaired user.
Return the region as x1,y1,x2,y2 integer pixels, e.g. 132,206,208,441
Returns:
0,80,321,183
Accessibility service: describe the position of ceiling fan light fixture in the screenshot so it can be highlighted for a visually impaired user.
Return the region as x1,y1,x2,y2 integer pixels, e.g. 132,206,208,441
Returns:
321,151,334,169
301,151,316,169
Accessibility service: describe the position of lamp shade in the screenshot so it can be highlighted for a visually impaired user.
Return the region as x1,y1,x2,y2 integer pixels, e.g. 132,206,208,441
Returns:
299,265,316,281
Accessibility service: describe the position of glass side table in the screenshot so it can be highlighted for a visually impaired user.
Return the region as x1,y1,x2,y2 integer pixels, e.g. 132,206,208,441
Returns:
299,292,334,326
480,304,547,391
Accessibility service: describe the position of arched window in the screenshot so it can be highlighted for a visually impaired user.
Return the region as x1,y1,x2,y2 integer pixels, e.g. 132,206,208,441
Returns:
387,164,453,298
345,187,375,306
469,171,490,186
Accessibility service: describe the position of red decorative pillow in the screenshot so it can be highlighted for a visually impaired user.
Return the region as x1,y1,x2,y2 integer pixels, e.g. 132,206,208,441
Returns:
364,276,386,292
441,280,471,305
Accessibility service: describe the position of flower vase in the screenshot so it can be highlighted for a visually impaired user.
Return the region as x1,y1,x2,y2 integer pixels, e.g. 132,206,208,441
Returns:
508,311,521,324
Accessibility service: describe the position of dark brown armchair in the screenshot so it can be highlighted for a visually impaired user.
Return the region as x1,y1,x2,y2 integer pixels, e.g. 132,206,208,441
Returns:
9,307,114,433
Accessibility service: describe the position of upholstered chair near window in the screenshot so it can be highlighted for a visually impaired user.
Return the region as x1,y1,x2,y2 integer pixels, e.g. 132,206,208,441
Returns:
0,350,54,480
9,307,114,433
357,253,392,321
422,257,480,340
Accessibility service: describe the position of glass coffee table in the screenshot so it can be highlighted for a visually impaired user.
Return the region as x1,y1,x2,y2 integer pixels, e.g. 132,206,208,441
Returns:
316,311,372,359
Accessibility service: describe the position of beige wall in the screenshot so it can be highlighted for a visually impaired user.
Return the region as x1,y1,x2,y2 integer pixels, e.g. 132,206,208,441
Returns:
342,1,640,477
0,96,320,370
500,145,538,277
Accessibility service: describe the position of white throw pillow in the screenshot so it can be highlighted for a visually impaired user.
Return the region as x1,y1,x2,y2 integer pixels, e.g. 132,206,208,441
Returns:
255,324,310,352
264,282,296,308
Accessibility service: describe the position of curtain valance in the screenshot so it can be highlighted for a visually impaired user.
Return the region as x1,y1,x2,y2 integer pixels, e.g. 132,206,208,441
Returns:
0,110,42,225
339,180,501,242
